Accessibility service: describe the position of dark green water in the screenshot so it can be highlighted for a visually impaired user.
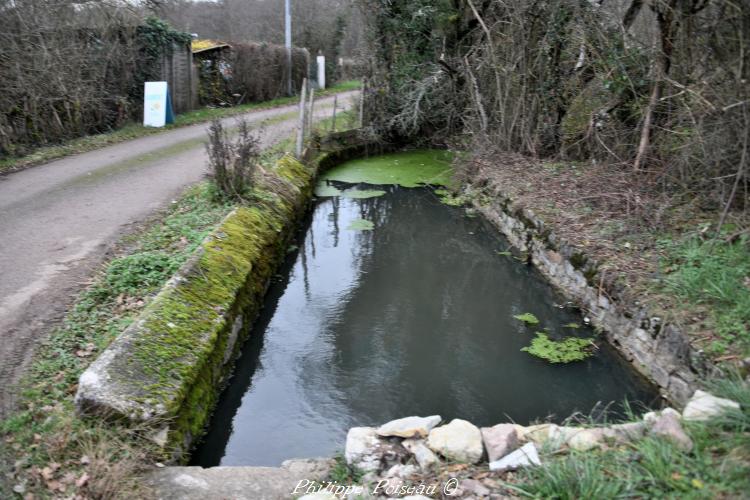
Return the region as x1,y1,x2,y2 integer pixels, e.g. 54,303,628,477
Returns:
192,183,658,467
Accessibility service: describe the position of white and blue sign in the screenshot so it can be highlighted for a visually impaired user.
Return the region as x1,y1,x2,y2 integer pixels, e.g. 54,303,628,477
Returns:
143,81,175,127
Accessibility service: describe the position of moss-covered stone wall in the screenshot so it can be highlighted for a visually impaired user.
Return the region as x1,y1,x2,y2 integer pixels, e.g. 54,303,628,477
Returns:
75,153,318,460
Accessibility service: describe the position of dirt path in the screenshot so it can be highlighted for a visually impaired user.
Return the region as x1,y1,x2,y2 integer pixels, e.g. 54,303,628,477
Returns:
0,92,358,416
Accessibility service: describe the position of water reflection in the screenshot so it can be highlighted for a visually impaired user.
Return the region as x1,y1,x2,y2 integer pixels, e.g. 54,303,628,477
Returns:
191,186,658,467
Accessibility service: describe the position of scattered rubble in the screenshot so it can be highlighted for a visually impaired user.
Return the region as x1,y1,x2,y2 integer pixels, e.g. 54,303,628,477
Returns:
334,390,740,498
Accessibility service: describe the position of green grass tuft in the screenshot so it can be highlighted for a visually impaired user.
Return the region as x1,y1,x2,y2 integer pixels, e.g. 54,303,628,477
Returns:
658,234,750,355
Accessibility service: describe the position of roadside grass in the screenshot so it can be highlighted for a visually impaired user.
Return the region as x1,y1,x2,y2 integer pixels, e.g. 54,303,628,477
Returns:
517,376,750,499
0,80,360,175
656,232,750,356
0,183,232,499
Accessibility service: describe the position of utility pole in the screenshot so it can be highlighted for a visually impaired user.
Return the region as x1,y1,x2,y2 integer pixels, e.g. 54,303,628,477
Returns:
285,0,292,96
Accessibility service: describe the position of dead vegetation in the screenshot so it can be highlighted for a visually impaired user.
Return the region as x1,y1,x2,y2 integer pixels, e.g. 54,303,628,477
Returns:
0,1,190,158
205,118,261,202
359,0,749,218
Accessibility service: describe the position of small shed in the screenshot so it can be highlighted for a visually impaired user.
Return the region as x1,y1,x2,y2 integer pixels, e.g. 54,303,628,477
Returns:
192,40,232,106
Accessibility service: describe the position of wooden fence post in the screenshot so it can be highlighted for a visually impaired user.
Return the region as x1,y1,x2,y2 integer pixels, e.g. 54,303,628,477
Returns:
307,87,316,137
359,80,365,128
331,94,338,133
296,78,308,158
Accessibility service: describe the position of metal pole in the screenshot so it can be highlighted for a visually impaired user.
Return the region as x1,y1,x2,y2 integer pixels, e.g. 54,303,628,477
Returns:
285,0,292,96
331,94,338,133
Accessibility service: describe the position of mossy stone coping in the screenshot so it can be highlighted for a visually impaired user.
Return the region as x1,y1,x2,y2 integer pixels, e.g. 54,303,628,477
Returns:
75,153,322,460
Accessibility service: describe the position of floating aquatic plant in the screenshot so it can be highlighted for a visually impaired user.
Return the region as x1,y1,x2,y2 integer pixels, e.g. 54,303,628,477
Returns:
346,218,374,231
320,150,454,188
513,312,540,325
314,182,386,199
341,188,386,199
521,333,594,363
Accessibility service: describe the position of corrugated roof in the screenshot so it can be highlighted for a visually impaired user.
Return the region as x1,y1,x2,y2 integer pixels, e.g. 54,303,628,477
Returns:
191,39,230,54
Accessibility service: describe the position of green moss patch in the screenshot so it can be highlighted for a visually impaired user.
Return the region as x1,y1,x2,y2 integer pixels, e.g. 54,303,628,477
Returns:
74,153,314,458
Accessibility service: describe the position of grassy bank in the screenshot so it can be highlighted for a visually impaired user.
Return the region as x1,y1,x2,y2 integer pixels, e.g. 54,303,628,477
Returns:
657,233,750,357
0,110,358,499
516,377,750,498
0,80,360,175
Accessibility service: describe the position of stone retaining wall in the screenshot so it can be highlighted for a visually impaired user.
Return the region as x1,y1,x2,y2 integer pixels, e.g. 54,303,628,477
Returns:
75,154,322,460
470,189,713,404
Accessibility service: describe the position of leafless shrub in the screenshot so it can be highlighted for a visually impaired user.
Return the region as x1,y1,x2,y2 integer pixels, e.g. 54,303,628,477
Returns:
205,118,260,201
228,43,309,103
360,0,749,214
0,1,191,158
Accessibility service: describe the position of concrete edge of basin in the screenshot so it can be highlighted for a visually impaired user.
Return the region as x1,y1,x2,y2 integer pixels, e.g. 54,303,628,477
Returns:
146,458,335,500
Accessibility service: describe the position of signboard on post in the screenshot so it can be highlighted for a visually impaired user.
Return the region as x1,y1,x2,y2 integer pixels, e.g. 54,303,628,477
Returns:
317,55,326,90
143,81,175,127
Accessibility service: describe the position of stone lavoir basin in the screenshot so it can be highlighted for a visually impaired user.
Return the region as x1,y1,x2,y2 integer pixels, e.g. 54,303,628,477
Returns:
191,150,658,467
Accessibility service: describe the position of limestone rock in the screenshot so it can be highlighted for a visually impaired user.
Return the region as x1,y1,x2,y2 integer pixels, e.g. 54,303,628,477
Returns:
644,407,680,426
520,423,558,445
402,438,440,470
427,419,484,464
345,427,405,473
385,464,419,479
604,421,646,443
489,442,541,472
546,426,578,448
650,411,693,451
481,424,520,462
643,411,659,426
377,415,441,438
567,428,604,451
682,390,740,422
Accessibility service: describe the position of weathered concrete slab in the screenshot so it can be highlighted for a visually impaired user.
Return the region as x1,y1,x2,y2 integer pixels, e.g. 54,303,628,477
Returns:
147,459,334,500
75,155,317,458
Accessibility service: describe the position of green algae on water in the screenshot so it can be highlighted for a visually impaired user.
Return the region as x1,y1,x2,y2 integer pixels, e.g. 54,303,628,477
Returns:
320,150,454,188
314,182,387,199
513,312,540,325
346,218,375,231
342,188,387,199
315,183,343,197
521,332,594,363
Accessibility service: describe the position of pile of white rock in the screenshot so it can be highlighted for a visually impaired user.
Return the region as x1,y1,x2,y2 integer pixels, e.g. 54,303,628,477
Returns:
314,390,739,499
